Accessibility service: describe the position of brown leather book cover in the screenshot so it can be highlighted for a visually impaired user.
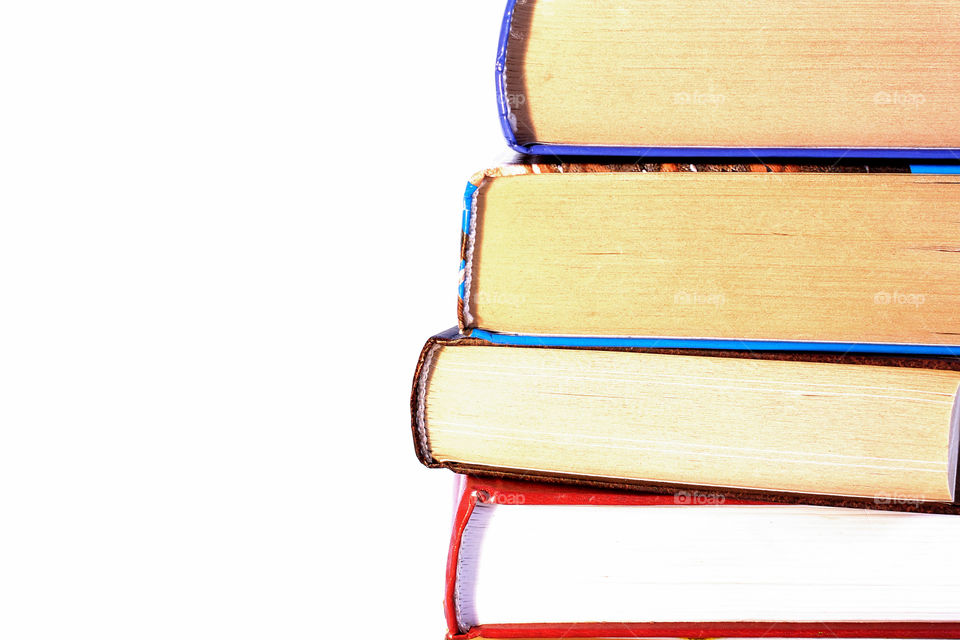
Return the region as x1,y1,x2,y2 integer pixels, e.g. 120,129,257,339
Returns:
411,330,960,515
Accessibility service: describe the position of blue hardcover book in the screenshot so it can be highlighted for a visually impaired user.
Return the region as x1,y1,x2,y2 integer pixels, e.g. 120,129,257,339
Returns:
496,0,960,159
457,160,960,355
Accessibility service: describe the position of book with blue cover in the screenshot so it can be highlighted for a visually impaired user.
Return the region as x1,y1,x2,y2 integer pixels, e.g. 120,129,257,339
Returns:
497,0,960,158
457,160,960,354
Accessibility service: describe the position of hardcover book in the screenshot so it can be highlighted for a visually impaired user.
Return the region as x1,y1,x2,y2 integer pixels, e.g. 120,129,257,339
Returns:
457,161,960,354
444,477,960,639
412,330,960,513
497,0,960,157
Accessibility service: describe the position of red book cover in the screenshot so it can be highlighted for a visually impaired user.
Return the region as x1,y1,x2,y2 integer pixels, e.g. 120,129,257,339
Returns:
445,476,960,640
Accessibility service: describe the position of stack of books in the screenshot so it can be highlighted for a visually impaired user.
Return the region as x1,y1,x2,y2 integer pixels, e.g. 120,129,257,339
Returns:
411,1,960,638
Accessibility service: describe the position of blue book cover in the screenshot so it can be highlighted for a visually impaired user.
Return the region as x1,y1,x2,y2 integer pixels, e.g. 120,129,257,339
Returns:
496,0,960,160
457,161,960,355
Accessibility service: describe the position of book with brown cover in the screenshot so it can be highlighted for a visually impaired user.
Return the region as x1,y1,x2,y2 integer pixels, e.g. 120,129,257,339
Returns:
411,329,960,515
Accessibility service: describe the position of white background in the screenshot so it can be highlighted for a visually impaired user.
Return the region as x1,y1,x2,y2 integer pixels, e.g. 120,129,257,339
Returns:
2,1,507,637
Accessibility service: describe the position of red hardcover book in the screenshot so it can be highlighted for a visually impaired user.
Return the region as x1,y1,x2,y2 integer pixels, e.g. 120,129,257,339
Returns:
445,476,960,640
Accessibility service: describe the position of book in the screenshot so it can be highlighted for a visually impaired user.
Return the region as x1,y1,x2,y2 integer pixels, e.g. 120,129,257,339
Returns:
412,330,960,512
457,161,960,353
445,476,960,639
497,0,960,158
